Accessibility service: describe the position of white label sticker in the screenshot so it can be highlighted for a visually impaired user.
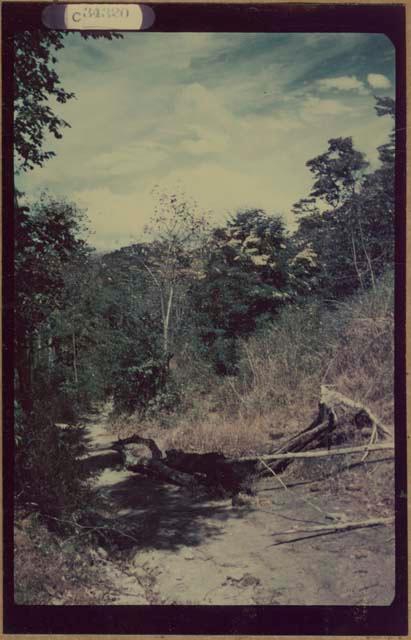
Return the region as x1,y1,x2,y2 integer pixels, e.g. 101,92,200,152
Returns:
43,4,155,30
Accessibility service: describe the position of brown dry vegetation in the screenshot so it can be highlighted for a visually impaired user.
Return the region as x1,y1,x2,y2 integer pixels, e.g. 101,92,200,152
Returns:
14,510,114,605
111,269,394,459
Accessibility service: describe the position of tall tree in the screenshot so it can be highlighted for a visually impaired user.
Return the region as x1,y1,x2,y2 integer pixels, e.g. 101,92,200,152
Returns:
193,209,291,374
14,193,89,414
14,29,122,171
143,186,210,357
293,137,375,297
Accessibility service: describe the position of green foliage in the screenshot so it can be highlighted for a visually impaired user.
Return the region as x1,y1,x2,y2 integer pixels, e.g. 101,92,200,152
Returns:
306,136,369,208
99,244,175,415
192,209,291,374
292,102,395,301
113,356,180,416
14,30,122,171
14,192,91,415
14,30,74,171
15,410,90,516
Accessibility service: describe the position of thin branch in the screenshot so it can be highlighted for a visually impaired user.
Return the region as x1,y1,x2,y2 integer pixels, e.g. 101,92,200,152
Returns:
256,455,394,493
141,260,162,290
268,516,394,546
257,457,327,517
239,442,394,464
43,514,141,545
361,421,379,462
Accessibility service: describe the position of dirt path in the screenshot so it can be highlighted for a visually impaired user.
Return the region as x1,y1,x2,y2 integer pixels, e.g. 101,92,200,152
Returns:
83,411,395,606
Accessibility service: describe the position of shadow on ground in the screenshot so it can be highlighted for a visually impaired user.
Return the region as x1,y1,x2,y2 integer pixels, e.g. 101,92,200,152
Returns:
91,472,250,554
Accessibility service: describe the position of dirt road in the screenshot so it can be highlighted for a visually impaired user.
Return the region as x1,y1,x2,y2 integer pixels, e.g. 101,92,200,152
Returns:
83,412,395,606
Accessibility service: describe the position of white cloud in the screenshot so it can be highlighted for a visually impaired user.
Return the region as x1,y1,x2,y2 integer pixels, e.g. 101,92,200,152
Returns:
179,125,229,155
317,75,368,94
301,96,353,119
175,83,231,127
91,142,167,176
367,73,391,89
72,187,154,251
160,163,299,224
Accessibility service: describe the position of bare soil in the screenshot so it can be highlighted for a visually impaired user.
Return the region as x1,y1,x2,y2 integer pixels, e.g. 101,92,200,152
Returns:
59,411,396,606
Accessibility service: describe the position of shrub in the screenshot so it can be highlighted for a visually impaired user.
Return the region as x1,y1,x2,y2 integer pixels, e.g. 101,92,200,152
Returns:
15,409,91,518
231,268,394,430
113,356,180,417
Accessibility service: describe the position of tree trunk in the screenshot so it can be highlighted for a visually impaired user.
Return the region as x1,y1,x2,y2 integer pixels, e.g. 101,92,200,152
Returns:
350,233,364,289
357,215,376,289
163,285,174,355
72,330,78,385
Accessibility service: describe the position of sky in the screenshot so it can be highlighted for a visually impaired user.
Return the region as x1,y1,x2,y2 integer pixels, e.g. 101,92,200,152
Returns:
18,32,395,252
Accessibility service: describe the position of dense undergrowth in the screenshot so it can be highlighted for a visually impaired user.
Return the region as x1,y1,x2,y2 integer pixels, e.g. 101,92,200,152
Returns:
14,509,116,605
111,269,394,457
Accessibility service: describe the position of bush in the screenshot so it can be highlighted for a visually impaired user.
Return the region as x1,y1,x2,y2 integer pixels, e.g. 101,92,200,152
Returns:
15,409,91,518
14,510,113,604
231,269,394,429
109,269,394,461
113,356,180,417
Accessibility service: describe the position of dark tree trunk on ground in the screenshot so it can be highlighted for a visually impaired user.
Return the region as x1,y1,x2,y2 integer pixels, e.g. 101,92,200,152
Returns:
82,386,393,497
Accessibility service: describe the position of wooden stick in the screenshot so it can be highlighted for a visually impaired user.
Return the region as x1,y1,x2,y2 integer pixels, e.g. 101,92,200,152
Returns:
240,442,394,463
269,516,394,546
257,455,395,492
361,418,379,462
257,457,328,517
235,418,332,465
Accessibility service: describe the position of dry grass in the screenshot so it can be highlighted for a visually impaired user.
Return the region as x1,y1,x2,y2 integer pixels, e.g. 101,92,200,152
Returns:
109,411,274,457
14,510,113,605
164,413,273,457
109,270,394,461
225,269,394,438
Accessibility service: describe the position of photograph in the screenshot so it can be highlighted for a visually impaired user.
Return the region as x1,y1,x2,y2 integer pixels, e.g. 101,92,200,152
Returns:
3,1,407,635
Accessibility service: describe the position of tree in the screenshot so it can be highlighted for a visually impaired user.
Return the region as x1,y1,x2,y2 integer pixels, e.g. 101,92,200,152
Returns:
306,137,369,209
14,29,122,171
14,192,90,414
293,137,374,298
142,186,210,357
193,209,291,374
98,244,166,414
354,96,395,277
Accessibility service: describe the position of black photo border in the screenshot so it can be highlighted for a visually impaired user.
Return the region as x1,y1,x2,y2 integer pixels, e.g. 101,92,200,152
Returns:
2,2,407,635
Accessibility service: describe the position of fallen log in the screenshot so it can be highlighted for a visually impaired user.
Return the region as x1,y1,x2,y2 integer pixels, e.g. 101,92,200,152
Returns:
79,450,123,474
80,387,393,496
113,434,163,459
164,449,256,495
85,435,250,494
127,459,203,489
